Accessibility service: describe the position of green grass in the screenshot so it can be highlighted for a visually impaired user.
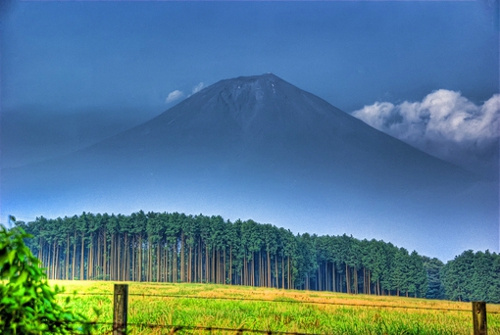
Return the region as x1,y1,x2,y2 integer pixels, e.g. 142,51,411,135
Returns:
51,280,500,335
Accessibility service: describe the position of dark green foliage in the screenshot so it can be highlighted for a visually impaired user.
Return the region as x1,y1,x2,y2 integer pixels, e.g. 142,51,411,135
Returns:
0,224,95,334
15,210,499,302
18,211,430,297
422,256,444,299
441,250,500,303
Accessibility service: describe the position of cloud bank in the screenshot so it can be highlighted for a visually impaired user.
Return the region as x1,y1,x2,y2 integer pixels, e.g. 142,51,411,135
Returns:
352,90,499,176
166,90,184,103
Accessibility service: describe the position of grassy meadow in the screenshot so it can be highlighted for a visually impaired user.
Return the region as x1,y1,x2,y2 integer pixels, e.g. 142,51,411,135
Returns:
51,280,500,335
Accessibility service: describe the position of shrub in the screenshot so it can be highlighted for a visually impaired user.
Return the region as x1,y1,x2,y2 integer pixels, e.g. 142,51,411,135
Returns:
0,223,96,334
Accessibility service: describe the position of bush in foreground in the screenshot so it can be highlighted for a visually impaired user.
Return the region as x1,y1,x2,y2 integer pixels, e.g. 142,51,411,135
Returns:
0,222,96,334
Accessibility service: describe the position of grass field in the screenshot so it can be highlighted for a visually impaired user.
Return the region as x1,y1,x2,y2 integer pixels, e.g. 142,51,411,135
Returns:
51,280,500,335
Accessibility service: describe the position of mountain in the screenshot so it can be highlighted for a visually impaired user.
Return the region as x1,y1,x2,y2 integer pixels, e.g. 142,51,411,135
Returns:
1,74,497,260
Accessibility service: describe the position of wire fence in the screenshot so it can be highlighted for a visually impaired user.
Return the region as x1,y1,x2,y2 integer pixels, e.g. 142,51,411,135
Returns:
57,285,493,335
73,322,331,335
60,291,500,314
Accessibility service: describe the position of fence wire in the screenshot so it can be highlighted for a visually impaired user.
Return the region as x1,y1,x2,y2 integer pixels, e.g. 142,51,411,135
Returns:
59,291,500,314
57,291,497,335
73,322,348,335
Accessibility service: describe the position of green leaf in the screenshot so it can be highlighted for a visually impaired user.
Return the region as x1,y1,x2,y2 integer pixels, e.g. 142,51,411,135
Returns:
14,270,29,286
7,250,16,264
0,253,7,266
0,226,93,334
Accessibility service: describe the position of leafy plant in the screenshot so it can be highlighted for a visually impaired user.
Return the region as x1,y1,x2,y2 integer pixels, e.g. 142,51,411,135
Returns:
0,221,97,334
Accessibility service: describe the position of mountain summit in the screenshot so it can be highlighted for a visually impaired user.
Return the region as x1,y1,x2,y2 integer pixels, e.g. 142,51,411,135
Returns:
1,74,497,260
90,73,469,186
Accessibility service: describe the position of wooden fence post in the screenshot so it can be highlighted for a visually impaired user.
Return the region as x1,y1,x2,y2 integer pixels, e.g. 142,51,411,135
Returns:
113,284,128,335
472,301,487,335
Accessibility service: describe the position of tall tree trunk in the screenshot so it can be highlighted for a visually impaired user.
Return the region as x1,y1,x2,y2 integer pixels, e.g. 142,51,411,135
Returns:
157,240,161,282
138,235,143,282
124,234,129,281
196,242,200,283
173,242,178,283
229,246,232,285
115,234,120,281
318,266,321,291
96,232,100,280
110,234,114,281
221,249,224,284
165,243,170,282
274,254,278,288
345,264,350,294
163,241,168,282
216,249,219,284
47,242,51,273
243,254,247,286
240,260,243,286
180,233,185,282
260,252,264,287
211,248,215,284
65,235,69,280
332,262,336,292
281,256,285,289
197,242,202,283
38,238,43,264
121,234,125,281
267,250,271,288
103,231,107,280
146,236,153,282
80,233,85,280
287,256,291,289
48,242,52,279
71,234,76,280
218,249,222,284
52,241,57,279
354,268,358,294
205,244,209,283
251,256,255,287
369,271,372,295
188,246,192,283
132,236,136,281
87,235,92,280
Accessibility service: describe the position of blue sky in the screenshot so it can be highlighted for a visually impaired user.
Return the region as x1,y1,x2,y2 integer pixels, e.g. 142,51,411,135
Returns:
2,1,498,115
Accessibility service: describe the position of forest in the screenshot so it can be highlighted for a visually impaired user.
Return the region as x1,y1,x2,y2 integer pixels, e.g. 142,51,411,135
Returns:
13,211,500,303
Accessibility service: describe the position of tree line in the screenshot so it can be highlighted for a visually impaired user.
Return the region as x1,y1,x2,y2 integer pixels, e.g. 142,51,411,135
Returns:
441,250,500,303
13,211,499,302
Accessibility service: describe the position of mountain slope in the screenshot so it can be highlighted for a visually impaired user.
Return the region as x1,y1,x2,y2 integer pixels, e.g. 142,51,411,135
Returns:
1,74,497,260
79,73,470,186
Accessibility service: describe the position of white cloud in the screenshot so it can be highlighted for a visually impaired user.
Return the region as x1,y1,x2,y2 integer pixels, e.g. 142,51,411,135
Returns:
192,82,204,95
165,90,184,103
352,90,500,175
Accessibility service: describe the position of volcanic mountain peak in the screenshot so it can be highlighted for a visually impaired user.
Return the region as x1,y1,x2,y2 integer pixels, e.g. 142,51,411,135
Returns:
191,73,297,115
95,73,469,186
155,73,350,139
215,72,284,92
